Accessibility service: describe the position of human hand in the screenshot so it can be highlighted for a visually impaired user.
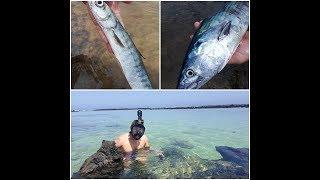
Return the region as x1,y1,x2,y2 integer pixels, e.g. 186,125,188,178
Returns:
84,1,132,54
191,20,249,64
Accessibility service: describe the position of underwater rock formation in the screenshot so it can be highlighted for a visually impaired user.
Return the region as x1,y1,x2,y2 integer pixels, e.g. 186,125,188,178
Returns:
73,140,124,179
72,143,249,179
150,146,249,179
187,146,249,179
193,160,248,179
170,139,195,149
215,146,249,166
204,146,249,178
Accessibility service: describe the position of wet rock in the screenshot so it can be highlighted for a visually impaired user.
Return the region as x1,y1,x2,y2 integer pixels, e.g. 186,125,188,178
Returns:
74,140,124,179
215,146,249,166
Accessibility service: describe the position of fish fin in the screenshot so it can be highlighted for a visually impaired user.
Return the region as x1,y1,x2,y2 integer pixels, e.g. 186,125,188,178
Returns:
217,21,231,41
112,30,125,48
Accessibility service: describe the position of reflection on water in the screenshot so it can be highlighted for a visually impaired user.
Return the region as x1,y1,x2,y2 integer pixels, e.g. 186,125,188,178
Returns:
71,2,159,89
161,1,249,89
71,109,249,178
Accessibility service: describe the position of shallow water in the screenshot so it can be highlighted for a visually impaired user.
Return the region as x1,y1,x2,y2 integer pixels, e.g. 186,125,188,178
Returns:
71,108,249,178
71,2,159,89
161,1,249,89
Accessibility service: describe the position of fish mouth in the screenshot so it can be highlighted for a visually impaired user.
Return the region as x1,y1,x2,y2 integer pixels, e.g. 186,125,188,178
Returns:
177,76,204,89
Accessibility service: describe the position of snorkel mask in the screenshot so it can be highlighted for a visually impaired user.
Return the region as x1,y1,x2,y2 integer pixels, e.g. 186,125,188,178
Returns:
130,110,145,140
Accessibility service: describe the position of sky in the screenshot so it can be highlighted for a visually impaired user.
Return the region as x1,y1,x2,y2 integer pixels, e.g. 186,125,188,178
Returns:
71,91,249,110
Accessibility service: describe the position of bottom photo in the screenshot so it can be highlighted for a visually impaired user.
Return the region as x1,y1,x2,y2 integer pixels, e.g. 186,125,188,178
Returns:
71,91,249,179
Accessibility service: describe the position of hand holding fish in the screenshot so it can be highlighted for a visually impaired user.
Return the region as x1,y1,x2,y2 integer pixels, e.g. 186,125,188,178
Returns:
192,20,249,64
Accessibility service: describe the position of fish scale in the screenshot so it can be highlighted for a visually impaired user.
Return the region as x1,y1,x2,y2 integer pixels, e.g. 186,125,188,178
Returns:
87,1,152,89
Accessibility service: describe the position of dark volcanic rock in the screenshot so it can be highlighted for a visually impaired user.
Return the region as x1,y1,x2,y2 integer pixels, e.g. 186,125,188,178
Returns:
75,140,124,179
215,146,249,166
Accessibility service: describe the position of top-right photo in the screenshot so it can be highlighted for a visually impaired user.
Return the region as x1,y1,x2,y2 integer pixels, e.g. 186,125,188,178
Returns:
161,1,249,89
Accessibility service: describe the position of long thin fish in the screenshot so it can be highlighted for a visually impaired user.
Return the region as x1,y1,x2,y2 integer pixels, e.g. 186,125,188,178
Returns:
178,1,249,89
87,1,152,89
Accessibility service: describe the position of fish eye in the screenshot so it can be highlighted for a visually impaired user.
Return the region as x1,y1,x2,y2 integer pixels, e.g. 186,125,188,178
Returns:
186,69,195,78
95,1,104,7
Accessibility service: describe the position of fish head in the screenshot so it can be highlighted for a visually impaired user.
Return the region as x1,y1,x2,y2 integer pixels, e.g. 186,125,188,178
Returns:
87,1,116,29
178,30,230,89
177,53,213,89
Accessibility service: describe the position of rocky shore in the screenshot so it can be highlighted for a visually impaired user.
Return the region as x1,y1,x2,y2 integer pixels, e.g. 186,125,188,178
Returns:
72,140,249,179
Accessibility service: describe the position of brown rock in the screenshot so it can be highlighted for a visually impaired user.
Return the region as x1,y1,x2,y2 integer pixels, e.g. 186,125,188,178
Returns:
78,140,124,179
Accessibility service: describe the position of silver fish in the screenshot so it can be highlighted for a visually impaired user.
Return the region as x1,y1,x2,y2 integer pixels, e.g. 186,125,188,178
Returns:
178,1,249,89
87,1,152,89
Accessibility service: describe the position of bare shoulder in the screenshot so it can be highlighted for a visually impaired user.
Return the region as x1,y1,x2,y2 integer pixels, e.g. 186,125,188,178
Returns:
120,133,130,138
115,133,130,147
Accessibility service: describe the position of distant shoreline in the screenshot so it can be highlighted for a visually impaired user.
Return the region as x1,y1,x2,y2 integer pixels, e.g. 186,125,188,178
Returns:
72,104,249,112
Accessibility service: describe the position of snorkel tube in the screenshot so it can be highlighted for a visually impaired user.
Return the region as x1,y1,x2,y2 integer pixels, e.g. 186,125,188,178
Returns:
130,110,145,140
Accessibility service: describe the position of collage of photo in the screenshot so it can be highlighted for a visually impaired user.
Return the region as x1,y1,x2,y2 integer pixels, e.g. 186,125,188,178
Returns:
71,0,250,179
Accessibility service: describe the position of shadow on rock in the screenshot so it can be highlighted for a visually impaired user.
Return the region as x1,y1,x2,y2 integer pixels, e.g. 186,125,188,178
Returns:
72,140,124,179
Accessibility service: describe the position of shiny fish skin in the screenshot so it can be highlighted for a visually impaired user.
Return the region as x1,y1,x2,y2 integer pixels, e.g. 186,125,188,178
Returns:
178,1,249,89
87,1,152,89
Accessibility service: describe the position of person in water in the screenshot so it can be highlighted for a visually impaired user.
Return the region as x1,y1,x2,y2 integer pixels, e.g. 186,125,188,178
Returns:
115,110,150,162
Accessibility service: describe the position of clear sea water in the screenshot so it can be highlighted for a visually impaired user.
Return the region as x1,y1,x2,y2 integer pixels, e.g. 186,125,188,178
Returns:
71,108,249,178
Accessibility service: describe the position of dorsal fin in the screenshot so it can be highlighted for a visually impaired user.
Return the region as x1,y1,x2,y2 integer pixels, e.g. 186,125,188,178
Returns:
218,21,231,41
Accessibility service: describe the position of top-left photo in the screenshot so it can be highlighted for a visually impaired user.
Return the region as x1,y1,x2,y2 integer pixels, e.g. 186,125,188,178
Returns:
71,1,159,89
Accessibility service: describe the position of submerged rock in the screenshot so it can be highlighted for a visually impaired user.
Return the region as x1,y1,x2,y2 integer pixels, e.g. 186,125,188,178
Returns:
215,146,249,166
193,160,248,179
74,140,124,179
189,146,249,178
170,139,195,149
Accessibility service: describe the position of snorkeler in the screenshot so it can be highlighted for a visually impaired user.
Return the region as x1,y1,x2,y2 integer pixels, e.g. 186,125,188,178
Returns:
115,110,150,155
115,110,164,165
